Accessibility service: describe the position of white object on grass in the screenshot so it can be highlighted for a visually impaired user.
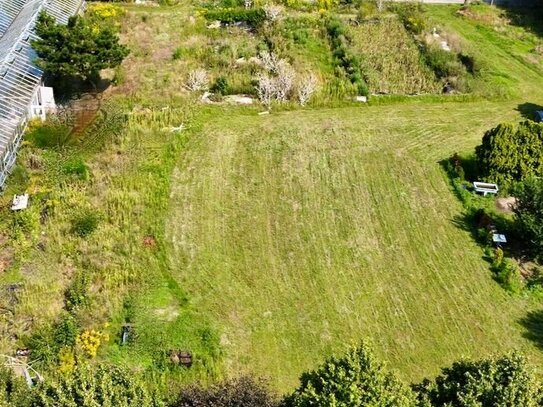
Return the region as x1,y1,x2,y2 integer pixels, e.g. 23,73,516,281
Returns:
11,194,28,211
492,234,507,244
473,182,499,197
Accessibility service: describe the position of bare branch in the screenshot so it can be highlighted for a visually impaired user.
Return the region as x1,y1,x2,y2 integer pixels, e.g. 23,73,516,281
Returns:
186,69,208,92
263,3,283,22
275,61,296,102
256,73,276,109
297,73,318,106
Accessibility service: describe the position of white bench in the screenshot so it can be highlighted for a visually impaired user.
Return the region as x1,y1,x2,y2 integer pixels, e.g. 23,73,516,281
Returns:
473,182,498,197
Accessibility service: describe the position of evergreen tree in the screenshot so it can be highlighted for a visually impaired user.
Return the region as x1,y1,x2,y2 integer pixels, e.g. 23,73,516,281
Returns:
32,12,129,82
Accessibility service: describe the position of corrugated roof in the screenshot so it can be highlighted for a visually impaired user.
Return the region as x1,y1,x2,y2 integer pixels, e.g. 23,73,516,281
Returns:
0,0,85,188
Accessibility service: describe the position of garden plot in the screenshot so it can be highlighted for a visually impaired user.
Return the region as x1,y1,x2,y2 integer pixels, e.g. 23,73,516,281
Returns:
349,16,440,95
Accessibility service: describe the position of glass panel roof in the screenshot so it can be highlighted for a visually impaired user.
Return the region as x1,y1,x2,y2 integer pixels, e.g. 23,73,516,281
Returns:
0,0,85,185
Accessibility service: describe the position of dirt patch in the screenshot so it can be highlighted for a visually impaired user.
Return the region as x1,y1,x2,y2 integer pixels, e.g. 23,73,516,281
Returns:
0,234,14,274
517,256,540,280
68,94,102,137
496,196,517,214
143,235,156,248
152,45,175,61
154,305,180,322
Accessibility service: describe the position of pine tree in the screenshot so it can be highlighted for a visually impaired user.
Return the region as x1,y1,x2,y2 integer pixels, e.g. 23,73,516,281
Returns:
32,12,129,82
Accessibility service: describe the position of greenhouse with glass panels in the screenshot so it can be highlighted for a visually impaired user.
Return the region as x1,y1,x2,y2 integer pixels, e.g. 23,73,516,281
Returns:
0,0,85,189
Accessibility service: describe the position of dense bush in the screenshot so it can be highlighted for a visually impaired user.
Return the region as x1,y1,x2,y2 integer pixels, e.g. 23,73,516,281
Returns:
62,156,89,180
513,179,543,259
26,120,73,149
33,12,129,81
422,45,465,80
203,8,266,27
284,343,543,407
71,211,100,237
211,76,230,95
476,121,543,190
391,3,427,35
0,368,31,406
284,342,417,406
31,364,161,407
53,312,79,348
415,353,543,406
325,18,368,96
172,377,278,407
65,271,90,311
492,257,523,293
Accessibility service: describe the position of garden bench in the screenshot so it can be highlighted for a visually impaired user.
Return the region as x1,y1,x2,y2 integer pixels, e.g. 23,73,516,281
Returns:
473,182,498,197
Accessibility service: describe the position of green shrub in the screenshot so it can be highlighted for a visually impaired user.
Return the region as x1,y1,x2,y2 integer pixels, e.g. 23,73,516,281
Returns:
416,353,542,406
513,179,543,259
284,341,416,406
422,45,465,80
0,368,30,405
62,157,89,180
65,271,90,311
173,377,277,407
211,76,230,95
203,8,266,27
172,47,183,60
325,17,369,96
493,247,504,267
53,313,79,348
26,120,73,149
493,258,523,294
476,121,543,191
12,209,40,236
31,364,161,407
71,211,100,237
391,3,427,35
25,327,58,367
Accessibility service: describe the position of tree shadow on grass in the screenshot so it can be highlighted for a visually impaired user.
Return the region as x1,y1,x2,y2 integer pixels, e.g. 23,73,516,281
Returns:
44,74,111,104
519,309,543,350
501,6,543,39
438,154,479,183
516,102,543,120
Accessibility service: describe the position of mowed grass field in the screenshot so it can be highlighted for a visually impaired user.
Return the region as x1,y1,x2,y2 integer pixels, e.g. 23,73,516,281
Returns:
159,4,543,392
166,101,539,391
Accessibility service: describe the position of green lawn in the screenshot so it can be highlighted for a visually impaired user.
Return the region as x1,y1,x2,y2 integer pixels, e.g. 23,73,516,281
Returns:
165,101,540,391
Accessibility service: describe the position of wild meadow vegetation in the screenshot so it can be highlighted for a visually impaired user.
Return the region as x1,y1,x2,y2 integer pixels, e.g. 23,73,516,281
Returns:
1,0,543,405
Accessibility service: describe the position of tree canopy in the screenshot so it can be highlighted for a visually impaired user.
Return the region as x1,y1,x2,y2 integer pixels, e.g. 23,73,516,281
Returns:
513,178,543,259
283,342,417,407
32,12,129,82
0,364,160,407
283,343,543,407
475,121,543,190
415,352,543,407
